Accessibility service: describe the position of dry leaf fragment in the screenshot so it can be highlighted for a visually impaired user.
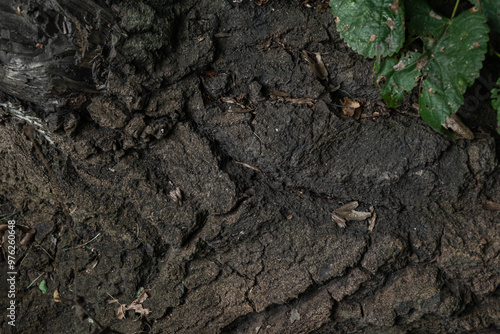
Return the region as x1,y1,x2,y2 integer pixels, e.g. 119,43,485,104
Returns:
341,97,360,117
333,201,372,228
314,53,329,79
116,304,128,320
134,289,150,304
289,308,301,323
368,212,377,232
116,289,152,320
84,259,99,274
53,290,62,302
332,212,347,228
301,50,328,80
168,187,183,204
269,89,316,106
443,113,474,140
483,201,500,211
336,201,359,212
269,89,291,98
285,97,316,106
342,210,372,221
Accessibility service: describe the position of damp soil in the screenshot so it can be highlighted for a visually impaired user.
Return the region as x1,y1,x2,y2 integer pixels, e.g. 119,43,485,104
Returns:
0,1,499,333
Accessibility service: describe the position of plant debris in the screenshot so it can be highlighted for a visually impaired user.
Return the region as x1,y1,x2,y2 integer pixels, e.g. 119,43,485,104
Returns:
221,93,254,113
268,89,316,106
483,201,500,211
84,258,99,274
341,97,361,118
368,206,377,232
443,113,474,140
167,187,183,204
53,289,62,302
113,288,152,320
301,50,328,80
332,201,372,228
234,161,262,173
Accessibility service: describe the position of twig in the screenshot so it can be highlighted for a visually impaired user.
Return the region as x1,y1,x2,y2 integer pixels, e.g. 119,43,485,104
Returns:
63,232,101,251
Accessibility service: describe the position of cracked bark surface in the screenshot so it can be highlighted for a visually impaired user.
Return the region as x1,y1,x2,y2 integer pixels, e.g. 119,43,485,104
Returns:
0,1,499,333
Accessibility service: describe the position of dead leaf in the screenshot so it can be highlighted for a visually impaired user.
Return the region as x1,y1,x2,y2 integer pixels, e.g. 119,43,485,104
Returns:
127,303,151,318
369,34,377,42
302,50,328,80
333,201,372,227
332,212,347,228
483,201,500,211
168,187,183,204
443,113,474,140
368,212,377,232
221,94,254,112
289,308,301,323
268,89,291,98
269,89,316,107
84,259,99,274
134,289,150,304
336,201,359,212
341,97,360,117
116,304,128,320
53,290,62,302
115,289,152,320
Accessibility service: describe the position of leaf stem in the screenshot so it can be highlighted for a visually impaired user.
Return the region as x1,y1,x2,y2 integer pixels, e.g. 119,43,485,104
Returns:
450,0,460,20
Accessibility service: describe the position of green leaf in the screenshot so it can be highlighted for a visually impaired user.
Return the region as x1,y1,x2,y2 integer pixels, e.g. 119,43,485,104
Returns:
331,0,405,58
491,78,500,134
375,52,421,107
469,0,500,33
406,0,450,38
376,3,489,135
39,280,48,294
418,9,489,133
